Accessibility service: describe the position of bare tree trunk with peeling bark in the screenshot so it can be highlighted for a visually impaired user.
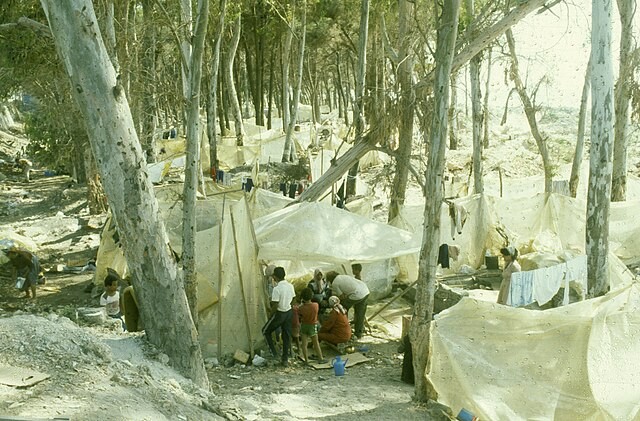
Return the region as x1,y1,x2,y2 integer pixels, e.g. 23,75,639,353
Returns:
411,0,460,402
570,56,591,198
182,0,209,326
466,0,484,195
206,0,228,178
506,29,552,193
226,14,244,146
586,0,615,297
610,0,636,202
40,0,209,389
388,0,415,223
282,0,307,163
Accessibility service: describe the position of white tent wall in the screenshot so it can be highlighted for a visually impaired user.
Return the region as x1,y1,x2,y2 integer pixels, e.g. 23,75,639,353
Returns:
198,197,267,358
393,191,640,284
428,281,640,420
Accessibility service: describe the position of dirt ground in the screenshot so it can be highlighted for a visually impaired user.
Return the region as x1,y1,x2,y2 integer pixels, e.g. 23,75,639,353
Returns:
0,132,445,420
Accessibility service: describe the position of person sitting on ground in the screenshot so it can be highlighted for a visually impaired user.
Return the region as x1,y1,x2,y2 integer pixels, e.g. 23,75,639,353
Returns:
298,287,326,364
351,263,363,280
261,266,296,367
325,271,370,339
497,246,521,305
3,246,41,299
318,296,352,346
100,273,126,331
307,268,331,313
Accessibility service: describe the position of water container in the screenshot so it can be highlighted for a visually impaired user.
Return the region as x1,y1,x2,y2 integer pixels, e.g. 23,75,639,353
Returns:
331,355,348,376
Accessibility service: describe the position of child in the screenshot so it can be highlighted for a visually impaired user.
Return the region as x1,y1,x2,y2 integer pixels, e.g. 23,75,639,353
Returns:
298,287,326,364
100,273,126,331
291,298,301,355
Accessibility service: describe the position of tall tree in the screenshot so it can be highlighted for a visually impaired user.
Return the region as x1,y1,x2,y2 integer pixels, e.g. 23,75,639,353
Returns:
206,0,228,178
506,28,553,193
466,0,483,194
182,0,210,325
346,0,369,197
387,0,415,223
569,56,592,198
411,0,460,401
282,0,307,163
225,14,245,145
40,0,209,388
610,0,636,201
586,0,615,296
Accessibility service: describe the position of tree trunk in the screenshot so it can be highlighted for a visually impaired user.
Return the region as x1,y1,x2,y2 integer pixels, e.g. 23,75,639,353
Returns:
387,0,414,223
506,29,552,193
84,147,108,215
346,0,369,197
411,0,460,402
140,0,158,163
282,0,306,163
225,15,244,146
182,0,209,327
569,56,592,198
611,0,636,202
467,0,484,195
281,16,293,131
586,0,615,297
482,46,492,149
40,0,209,388
448,71,458,150
206,0,228,178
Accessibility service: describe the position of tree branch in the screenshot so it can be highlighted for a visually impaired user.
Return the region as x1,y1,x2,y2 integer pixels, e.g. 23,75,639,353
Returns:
0,17,53,39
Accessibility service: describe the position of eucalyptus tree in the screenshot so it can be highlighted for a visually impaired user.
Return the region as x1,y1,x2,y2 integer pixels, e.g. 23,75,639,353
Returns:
345,0,369,196
39,0,209,388
205,0,228,177
569,56,591,198
386,0,417,223
505,28,552,193
410,0,460,401
465,0,484,194
611,0,637,202
282,0,307,162
586,0,615,297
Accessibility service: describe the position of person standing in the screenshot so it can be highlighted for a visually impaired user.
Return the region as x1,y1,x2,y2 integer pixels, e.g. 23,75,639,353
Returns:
298,287,326,364
497,246,521,305
326,271,370,339
3,247,41,299
261,267,296,366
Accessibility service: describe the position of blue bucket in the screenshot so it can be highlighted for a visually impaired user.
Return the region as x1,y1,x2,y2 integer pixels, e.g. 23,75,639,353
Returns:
457,408,478,421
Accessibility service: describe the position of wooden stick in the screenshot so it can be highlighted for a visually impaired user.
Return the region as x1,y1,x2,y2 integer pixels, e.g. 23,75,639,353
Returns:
230,206,255,357
367,279,418,323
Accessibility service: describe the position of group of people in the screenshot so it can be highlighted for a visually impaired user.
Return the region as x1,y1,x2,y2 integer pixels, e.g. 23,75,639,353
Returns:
261,265,370,367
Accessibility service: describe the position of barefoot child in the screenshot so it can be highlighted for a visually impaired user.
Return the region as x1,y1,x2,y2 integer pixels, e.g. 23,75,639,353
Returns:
298,287,326,364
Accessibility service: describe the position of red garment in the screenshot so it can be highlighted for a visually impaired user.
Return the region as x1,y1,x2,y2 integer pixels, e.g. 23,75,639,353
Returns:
298,302,319,325
318,309,351,345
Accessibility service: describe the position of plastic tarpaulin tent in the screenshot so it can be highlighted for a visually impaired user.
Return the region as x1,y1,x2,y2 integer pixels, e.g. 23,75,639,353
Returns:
253,201,421,264
428,277,640,420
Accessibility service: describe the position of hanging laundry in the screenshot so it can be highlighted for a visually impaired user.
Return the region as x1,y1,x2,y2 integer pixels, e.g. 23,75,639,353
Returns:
508,271,535,307
438,244,450,268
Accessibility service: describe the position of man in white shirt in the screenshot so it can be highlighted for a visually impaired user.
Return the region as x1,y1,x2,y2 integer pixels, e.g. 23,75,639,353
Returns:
261,266,296,366
326,271,370,339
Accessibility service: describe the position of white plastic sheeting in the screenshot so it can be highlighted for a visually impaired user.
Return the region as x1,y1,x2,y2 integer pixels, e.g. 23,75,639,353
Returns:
253,201,421,265
429,279,640,420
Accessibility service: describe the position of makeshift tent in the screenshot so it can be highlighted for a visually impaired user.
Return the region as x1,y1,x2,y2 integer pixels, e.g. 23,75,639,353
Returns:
95,193,266,358
428,277,640,420
253,201,421,265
